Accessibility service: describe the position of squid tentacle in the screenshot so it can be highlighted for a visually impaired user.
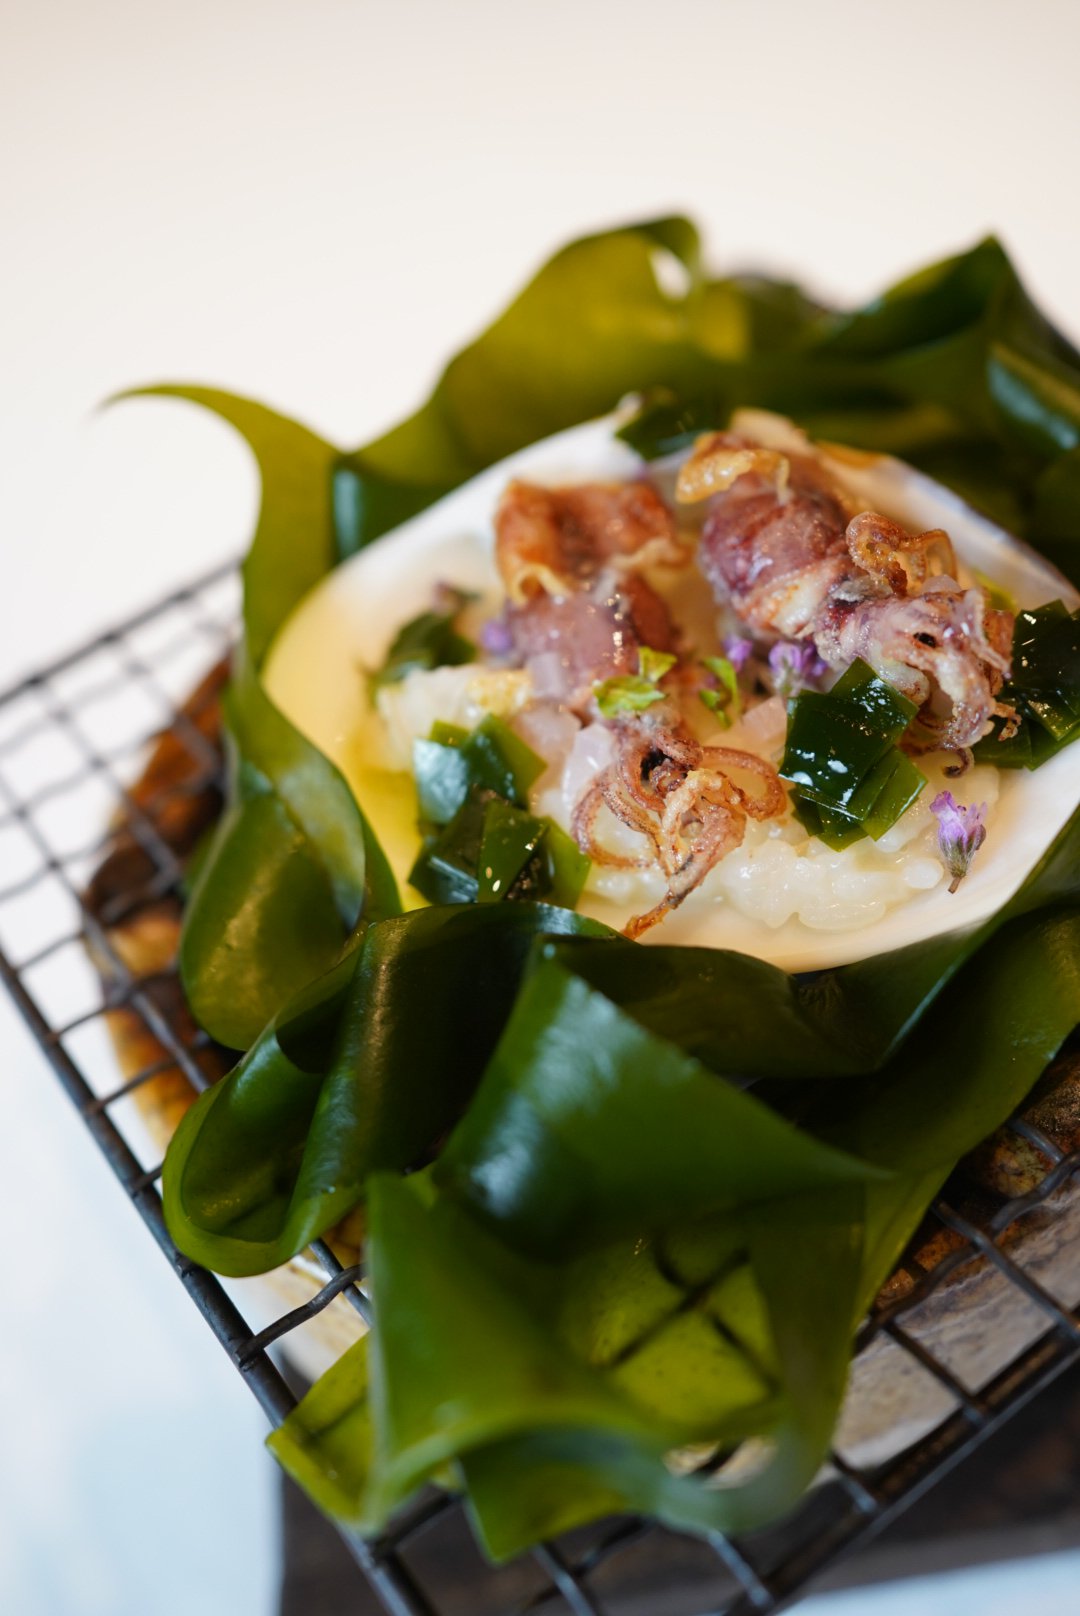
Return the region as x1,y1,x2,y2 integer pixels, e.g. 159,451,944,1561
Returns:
575,726,787,939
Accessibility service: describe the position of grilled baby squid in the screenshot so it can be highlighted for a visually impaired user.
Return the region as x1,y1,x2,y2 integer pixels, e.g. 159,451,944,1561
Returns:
680,430,1015,752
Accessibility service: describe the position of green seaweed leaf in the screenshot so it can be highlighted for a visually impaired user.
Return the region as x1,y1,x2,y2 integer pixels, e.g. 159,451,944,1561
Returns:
139,221,1080,1564
271,904,1080,1560
269,1173,860,1559
120,388,402,1046
164,904,610,1275
119,384,340,664
179,657,398,1049
434,955,883,1256
330,218,728,549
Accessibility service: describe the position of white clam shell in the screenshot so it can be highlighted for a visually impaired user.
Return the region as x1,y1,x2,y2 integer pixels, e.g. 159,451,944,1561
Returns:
263,412,1080,971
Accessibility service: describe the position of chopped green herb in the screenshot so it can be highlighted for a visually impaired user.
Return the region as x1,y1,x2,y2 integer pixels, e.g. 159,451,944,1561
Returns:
699,655,742,728
594,678,666,718
638,647,677,683
594,645,676,718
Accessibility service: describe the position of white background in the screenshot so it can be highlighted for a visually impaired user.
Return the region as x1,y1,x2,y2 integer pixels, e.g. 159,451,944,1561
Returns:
4,1,1080,1611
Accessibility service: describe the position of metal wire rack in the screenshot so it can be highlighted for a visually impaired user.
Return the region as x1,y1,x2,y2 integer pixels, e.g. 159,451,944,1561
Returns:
4,565,1080,1616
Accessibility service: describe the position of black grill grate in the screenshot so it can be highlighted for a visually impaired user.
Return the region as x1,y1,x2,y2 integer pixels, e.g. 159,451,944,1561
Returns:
3,565,1080,1615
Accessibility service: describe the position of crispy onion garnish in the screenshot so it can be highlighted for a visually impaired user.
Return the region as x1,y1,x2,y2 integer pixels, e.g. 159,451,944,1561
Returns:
699,745,788,820
994,700,1022,742
571,722,786,939
845,511,955,597
676,433,790,506
571,775,657,870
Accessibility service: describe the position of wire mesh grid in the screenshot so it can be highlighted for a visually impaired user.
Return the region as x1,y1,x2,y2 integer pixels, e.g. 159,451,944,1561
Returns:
3,565,1080,1616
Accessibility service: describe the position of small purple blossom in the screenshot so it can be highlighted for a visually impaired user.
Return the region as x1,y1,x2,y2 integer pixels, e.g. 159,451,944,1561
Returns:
768,640,827,700
723,634,755,675
480,611,515,657
930,791,988,893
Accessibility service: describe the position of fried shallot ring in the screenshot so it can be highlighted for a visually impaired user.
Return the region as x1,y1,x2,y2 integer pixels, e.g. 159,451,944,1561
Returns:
675,432,790,505
699,745,789,820
571,775,657,870
570,719,787,939
845,511,955,597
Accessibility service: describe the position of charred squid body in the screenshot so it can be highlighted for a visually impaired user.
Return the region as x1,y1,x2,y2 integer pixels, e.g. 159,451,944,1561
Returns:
495,480,786,937
682,433,1015,751
500,570,676,712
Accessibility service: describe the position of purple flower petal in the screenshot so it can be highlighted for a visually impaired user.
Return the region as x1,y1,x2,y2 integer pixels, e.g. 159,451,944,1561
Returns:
767,640,827,699
480,612,515,656
723,634,755,675
930,790,988,892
